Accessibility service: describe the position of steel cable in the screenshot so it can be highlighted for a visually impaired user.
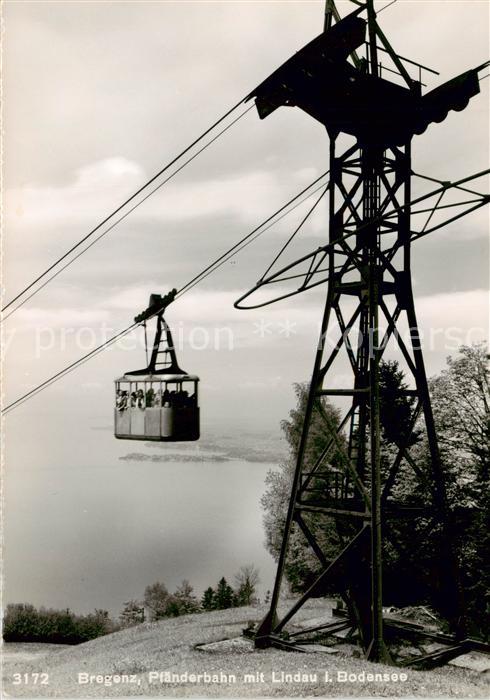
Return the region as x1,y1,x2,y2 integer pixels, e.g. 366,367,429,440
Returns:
2,106,254,322
2,172,329,414
2,97,248,313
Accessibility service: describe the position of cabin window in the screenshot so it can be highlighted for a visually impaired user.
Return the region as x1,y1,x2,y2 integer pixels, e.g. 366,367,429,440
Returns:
115,380,198,410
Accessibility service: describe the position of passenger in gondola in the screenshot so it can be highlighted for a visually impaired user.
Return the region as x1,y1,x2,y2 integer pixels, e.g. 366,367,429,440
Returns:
130,391,137,407
146,387,155,407
116,390,128,410
154,389,162,407
136,389,145,408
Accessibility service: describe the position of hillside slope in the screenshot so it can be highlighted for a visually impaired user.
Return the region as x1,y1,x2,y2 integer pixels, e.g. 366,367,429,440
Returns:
3,601,489,698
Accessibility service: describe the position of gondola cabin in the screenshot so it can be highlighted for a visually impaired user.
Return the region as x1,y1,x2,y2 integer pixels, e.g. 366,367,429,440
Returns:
114,291,200,442
114,373,199,441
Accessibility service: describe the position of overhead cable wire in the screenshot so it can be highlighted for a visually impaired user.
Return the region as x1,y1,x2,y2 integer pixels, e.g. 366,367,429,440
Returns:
5,165,488,413
176,177,330,297
2,171,329,414
2,105,254,322
2,96,248,313
177,170,329,296
2,323,139,414
260,183,329,281
377,0,398,14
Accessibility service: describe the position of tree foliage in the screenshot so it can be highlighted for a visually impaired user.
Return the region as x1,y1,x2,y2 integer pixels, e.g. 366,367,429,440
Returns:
201,586,216,611
260,348,489,638
429,343,489,638
430,342,489,498
234,565,260,606
168,580,200,616
261,383,345,593
379,360,421,448
200,568,261,611
3,564,263,642
143,579,201,619
3,604,114,643
119,600,145,627
215,577,234,610
143,582,169,621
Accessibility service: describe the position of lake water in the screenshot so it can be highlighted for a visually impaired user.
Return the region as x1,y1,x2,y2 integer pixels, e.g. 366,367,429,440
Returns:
4,414,280,618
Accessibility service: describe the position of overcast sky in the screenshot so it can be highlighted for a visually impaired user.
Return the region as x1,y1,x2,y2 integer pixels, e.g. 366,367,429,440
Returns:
3,0,489,421
2,0,489,613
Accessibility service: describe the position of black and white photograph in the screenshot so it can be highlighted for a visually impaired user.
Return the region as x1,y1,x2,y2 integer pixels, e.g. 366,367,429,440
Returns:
2,0,489,697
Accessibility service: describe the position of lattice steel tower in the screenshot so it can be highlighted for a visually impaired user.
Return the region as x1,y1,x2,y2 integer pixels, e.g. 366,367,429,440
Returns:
236,0,489,664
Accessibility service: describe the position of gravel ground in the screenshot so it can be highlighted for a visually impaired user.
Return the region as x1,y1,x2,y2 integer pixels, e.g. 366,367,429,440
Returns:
2,601,489,698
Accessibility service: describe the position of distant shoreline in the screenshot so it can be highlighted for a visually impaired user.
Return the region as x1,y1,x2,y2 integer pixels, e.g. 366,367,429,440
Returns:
117,431,287,464
119,452,281,464
119,453,231,463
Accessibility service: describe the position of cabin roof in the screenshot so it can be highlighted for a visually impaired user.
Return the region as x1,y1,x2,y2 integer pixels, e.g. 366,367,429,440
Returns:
115,373,199,382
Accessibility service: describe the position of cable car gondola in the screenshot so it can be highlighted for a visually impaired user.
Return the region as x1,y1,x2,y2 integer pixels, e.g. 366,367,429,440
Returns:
114,290,199,441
